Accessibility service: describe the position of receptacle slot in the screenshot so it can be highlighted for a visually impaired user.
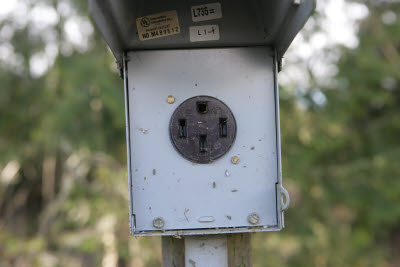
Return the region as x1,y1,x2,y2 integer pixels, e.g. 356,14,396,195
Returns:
219,118,227,137
197,102,208,114
200,135,207,153
179,119,187,138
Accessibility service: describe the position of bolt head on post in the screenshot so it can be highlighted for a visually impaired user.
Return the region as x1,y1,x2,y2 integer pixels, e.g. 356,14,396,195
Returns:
248,213,260,225
167,95,175,104
153,217,165,229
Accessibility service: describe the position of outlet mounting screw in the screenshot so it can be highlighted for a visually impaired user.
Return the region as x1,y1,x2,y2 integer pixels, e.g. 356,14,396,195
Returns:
231,156,240,164
248,213,260,225
167,95,175,104
153,217,165,229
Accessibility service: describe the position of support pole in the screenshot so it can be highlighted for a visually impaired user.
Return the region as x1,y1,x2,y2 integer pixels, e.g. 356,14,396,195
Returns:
162,236,185,267
227,234,252,267
162,234,251,267
185,235,228,267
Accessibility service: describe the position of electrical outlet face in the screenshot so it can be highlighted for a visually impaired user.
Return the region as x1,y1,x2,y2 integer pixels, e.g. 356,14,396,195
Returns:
125,47,287,236
169,96,237,163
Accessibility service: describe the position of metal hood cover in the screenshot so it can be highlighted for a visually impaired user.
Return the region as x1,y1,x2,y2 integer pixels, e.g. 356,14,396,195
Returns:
89,0,315,65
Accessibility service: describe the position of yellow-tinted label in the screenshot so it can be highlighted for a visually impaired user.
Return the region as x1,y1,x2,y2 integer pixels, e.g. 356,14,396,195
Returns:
136,10,181,41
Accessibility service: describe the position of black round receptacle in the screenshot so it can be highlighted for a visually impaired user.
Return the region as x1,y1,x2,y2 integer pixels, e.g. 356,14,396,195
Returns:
169,96,237,163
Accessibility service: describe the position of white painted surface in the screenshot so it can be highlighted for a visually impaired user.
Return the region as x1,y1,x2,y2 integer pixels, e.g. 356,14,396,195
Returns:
127,47,279,233
185,235,228,267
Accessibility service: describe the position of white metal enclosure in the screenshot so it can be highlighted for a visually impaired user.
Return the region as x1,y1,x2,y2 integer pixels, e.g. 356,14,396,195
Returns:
89,0,314,237
124,47,289,236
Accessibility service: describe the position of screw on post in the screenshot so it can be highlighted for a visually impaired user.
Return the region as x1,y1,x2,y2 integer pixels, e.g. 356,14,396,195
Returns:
153,217,165,229
248,213,260,225
167,95,175,104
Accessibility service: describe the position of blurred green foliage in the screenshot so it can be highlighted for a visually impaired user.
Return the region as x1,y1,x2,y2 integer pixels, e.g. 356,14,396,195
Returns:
0,0,399,266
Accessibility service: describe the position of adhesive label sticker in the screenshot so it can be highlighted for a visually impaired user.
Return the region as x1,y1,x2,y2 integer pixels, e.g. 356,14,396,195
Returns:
191,3,222,22
136,10,180,41
189,25,220,42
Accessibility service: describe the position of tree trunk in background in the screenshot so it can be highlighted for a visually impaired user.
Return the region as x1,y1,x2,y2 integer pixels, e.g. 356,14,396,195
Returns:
42,155,56,203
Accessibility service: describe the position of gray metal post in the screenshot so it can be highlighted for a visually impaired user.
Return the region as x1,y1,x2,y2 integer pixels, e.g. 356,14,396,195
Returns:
185,235,228,267
162,234,251,267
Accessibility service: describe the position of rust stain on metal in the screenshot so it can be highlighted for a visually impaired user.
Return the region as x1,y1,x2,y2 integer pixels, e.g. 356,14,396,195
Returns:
184,208,190,222
231,189,238,192
138,128,149,134
153,169,156,175
189,259,196,267
167,95,175,104
173,233,182,239
213,182,216,188
231,156,240,164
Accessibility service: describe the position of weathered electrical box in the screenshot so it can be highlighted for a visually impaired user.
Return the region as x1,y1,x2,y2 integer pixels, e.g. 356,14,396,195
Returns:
90,0,315,236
